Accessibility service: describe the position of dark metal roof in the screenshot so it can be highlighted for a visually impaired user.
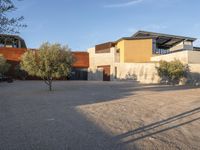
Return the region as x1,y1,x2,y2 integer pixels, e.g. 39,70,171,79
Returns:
0,34,27,48
0,34,24,40
132,31,197,49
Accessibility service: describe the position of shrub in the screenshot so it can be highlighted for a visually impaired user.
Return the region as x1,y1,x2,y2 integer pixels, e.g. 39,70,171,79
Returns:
14,64,28,80
156,60,189,84
0,55,10,75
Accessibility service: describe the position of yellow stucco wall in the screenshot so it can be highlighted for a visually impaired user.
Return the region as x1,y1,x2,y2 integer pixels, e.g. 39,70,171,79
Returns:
116,40,125,63
117,39,153,63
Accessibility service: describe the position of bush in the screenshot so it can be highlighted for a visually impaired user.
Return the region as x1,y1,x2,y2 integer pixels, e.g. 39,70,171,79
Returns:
0,55,10,75
14,64,28,80
156,60,189,84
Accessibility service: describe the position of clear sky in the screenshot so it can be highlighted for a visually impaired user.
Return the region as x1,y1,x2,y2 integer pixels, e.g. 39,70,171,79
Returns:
13,0,200,50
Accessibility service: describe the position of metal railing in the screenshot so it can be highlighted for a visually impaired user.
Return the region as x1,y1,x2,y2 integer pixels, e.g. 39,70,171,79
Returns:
153,48,200,55
153,48,170,55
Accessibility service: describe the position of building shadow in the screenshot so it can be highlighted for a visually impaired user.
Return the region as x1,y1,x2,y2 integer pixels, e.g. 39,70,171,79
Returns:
0,81,140,150
0,81,199,149
115,107,200,145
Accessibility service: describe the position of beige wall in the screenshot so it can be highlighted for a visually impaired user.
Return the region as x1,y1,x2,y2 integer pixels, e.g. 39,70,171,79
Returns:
114,62,200,84
188,64,200,83
87,47,115,81
115,63,160,84
151,50,200,64
188,51,200,64
151,51,189,64
170,41,193,51
116,39,153,63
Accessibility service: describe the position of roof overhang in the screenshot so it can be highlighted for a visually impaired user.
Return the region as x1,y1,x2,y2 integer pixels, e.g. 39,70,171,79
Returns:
132,31,197,49
0,34,27,48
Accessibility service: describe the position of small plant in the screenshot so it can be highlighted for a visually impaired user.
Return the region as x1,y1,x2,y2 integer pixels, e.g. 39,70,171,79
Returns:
156,60,189,85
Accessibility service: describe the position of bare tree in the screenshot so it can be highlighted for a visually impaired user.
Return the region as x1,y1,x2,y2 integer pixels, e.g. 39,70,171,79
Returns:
0,0,27,33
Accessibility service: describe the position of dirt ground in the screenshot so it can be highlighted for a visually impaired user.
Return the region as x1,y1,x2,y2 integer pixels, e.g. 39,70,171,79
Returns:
0,81,200,150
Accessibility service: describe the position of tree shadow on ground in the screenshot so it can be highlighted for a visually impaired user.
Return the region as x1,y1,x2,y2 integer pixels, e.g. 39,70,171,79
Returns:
115,107,200,145
0,81,200,150
133,84,200,92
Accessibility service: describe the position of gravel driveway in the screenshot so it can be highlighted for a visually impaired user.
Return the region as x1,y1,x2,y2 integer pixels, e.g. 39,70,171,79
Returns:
0,81,200,150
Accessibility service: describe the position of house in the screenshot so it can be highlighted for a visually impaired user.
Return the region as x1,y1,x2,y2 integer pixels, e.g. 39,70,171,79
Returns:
88,31,200,83
1,31,200,83
0,34,89,80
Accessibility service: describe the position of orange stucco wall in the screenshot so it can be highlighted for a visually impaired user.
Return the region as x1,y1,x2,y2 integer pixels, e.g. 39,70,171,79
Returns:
117,39,153,63
0,48,89,68
0,47,27,61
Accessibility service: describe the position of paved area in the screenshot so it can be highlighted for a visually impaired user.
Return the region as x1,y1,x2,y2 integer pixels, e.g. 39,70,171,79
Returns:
0,81,200,150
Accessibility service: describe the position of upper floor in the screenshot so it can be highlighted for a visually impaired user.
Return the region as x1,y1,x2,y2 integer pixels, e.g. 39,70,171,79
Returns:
90,31,199,63
0,34,27,49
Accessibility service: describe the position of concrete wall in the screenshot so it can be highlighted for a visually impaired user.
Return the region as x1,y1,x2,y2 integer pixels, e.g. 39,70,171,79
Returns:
151,50,200,64
188,64,200,83
114,62,200,84
170,41,193,51
151,51,189,64
188,51,200,64
87,47,115,81
115,63,160,84
116,39,153,63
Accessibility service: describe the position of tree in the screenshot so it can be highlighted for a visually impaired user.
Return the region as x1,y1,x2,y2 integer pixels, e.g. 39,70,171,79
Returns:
156,60,189,84
0,0,27,33
20,43,74,91
14,64,28,80
0,54,10,75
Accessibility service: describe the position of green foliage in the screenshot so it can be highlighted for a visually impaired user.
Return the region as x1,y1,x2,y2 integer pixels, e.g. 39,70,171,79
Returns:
156,60,189,84
20,42,74,91
0,54,10,75
0,0,27,33
14,64,28,80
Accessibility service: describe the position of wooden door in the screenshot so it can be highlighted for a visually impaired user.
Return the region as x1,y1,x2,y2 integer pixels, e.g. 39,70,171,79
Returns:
98,65,110,81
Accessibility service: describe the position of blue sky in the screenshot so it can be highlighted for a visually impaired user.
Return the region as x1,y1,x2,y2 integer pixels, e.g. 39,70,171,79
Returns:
13,0,200,50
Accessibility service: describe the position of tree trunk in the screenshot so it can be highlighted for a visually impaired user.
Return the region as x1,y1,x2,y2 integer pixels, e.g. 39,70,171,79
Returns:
43,77,53,91
49,79,52,91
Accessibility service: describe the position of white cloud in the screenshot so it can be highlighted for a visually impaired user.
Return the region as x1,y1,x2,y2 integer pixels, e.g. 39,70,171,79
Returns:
104,0,144,8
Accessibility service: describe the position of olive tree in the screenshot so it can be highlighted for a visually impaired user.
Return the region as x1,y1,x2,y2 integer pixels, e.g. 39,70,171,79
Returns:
0,54,10,75
156,60,189,84
20,43,74,91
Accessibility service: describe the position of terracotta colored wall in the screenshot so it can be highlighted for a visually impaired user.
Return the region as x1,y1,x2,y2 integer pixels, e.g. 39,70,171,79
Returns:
72,52,89,68
0,47,27,61
0,48,89,69
95,42,115,53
